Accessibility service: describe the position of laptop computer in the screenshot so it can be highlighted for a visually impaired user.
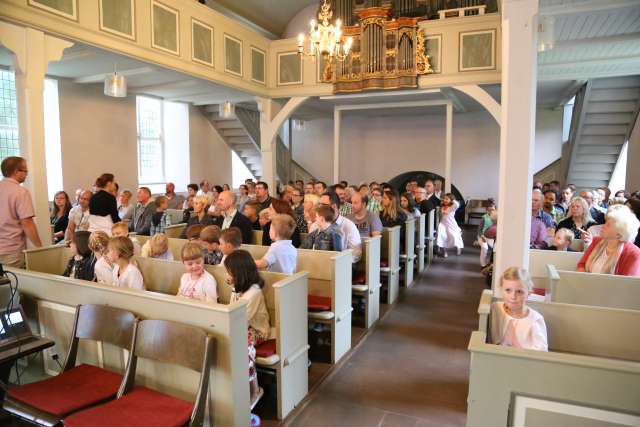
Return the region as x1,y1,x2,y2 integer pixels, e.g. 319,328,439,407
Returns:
0,305,38,350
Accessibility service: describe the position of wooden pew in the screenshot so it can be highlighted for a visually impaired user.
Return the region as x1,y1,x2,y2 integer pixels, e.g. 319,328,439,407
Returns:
426,210,436,266
528,249,581,290
468,290,640,427
352,236,382,329
547,265,640,311
415,213,426,273
22,245,309,421
252,230,263,245
399,218,416,288
165,223,186,238
239,244,354,364
380,226,401,304
166,208,184,224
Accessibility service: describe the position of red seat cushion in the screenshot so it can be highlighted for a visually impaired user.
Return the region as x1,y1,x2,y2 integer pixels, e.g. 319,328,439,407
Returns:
380,259,389,268
64,387,193,427
7,364,122,417
532,287,546,296
255,339,277,358
352,272,366,285
308,295,331,311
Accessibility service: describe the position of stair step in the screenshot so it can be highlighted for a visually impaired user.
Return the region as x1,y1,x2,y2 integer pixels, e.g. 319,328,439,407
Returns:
577,145,623,155
586,101,638,114
579,135,627,145
571,161,615,172
591,76,640,90
589,88,640,102
567,171,612,181
227,136,253,145
574,153,618,163
221,128,248,137
581,124,629,136
583,112,634,125
567,178,610,188
214,120,244,130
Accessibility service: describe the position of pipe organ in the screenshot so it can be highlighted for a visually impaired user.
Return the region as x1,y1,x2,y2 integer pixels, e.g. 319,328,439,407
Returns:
330,6,431,93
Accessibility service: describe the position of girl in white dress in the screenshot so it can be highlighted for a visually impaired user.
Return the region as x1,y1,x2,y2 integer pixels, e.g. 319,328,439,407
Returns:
107,236,145,290
491,267,548,351
177,242,217,302
436,193,464,257
89,231,113,285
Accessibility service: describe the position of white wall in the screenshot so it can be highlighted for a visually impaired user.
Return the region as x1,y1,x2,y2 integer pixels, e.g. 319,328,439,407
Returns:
55,79,232,196
282,4,317,39
534,108,563,173
291,108,563,200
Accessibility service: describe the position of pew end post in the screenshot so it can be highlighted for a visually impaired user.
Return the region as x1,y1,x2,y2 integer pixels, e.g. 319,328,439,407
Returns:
353,236,381,329
400,218,416,288
381,226,401,305
415,213,426,273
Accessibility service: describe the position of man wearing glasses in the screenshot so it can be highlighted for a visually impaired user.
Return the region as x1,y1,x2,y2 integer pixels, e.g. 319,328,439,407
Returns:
0,156,43,268
316,191,362,262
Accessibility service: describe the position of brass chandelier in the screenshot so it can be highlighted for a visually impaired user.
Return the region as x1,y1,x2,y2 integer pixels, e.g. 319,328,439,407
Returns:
297,0,353,61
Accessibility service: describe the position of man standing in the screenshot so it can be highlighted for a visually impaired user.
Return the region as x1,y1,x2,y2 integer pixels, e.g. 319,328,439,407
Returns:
255,181,272,213
348,192,383,239
129,187,156,235
165,182,185,210
214,190,253,244
65,189,92,243
0,157,43,267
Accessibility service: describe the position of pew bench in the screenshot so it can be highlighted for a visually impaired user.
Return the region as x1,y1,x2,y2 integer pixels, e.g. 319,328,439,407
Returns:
528,249,581,291
165,208,185,224
352,236,381,329
22,245,309,421
415,213,426,273
468,289,640,427
380,226,401,304
399,217,416,288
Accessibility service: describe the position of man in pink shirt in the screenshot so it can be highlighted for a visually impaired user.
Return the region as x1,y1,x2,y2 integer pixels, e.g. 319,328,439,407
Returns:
0,157,43,268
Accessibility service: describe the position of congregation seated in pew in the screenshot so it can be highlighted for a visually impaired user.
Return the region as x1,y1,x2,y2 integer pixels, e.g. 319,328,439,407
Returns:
300,205,342,251
107,236,145,290
62,231,96,281
220,227,243,264
544,228,575,252
200,225,223,265
260,198,302,248
177,242,218,302
149,195,171,235
112,221,141,255
255,214,297,274
140,233,174,261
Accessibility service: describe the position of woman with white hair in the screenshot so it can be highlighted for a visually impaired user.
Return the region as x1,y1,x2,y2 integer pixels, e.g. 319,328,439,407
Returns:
577,204,640,276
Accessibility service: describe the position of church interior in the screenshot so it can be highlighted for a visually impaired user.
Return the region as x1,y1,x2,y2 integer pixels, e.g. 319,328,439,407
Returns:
0,0,639,426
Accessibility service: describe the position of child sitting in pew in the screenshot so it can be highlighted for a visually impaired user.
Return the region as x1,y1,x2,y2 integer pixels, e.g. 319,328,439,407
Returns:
177,242,218,302
255,214,297,274
301,205,342,251
89,231,113,284
141,233,174,260
220,227,242,265
200,225,223,265
150,195,171,235
490,267,548,351
546,228,575,252
112,221,141,255
185,224,205,245
224,250,270,408
63,231,96,281
107,236,145,290
258,208,270,229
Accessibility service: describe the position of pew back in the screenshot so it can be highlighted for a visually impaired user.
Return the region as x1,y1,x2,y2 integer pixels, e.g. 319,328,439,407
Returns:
528,249,581,289
166,209,184,224
548,265,640,311
166,223,186,238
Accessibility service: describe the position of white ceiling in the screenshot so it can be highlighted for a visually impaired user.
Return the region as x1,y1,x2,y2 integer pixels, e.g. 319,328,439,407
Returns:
0,43,254,105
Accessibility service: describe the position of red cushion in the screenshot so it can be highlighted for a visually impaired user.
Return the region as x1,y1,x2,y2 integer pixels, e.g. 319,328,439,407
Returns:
380,259,389,268
308,295,331,311
7,364,122,417
64,387,193,427
532,288,546,296
255,339,277,358
352,272,366,285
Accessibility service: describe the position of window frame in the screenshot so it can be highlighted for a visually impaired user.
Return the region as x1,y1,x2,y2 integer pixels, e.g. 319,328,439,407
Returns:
136,95,166,185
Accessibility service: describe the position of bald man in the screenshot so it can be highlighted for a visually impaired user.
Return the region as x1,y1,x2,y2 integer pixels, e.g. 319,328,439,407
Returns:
165,182,185,209
212,190,253,244
65,189,93,243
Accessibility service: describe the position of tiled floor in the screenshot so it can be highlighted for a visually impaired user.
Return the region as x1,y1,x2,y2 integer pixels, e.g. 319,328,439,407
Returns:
285,239,486,427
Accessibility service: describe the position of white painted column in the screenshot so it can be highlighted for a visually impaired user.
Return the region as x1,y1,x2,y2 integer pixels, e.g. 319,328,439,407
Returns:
493,0,539,293
0,23,72,245
626,117,640,191
256,97,279,192
333,108,341,184
445,102,453,193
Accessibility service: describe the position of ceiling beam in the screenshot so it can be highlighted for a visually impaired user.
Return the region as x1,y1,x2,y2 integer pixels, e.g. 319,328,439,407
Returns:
540,0,640,16
58,46,97,62
547,32,640,50
441,87,467,113
538,67,640,81
554,79,586,109
540,54,640,69
73,66,155,84
320,88,440,101
128,79,201,92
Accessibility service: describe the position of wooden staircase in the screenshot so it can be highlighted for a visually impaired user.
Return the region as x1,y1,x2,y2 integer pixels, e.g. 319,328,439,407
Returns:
564,76,640,190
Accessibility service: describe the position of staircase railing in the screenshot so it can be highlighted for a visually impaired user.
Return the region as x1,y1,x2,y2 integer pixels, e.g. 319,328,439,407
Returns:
235,104,315,185
561,81,590,185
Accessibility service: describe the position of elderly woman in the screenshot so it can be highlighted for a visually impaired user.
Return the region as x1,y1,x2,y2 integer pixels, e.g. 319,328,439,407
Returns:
556,197,597,249
577,205,640,276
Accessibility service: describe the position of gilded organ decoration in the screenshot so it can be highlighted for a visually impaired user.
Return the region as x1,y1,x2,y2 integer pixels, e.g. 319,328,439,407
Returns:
330,6,432,93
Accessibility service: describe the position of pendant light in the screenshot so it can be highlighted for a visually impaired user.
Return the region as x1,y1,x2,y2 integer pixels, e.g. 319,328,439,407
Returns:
537,16,555,52
292,118,305,131
219,101,235,119
104,64,127,97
